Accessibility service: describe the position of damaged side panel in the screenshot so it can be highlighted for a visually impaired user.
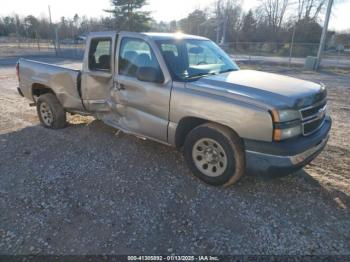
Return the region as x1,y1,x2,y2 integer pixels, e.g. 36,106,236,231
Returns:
18,59,84,111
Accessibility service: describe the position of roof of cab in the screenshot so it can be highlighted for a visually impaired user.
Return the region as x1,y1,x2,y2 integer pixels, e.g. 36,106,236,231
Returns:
141,32,209,41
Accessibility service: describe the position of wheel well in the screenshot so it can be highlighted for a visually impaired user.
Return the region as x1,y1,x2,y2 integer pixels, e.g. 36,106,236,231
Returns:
175,117,208,147
175,117,244,148
32,83,54,98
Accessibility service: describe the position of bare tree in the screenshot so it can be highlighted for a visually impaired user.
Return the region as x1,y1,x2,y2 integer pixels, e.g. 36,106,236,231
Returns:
296,0,326,21
259,0,289,34
215,0,242,43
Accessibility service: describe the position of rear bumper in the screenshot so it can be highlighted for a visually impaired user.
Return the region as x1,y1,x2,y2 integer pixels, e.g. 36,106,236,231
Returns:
244,116,332,176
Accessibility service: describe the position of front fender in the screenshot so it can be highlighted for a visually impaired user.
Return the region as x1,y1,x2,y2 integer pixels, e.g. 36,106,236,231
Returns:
169,82,274,143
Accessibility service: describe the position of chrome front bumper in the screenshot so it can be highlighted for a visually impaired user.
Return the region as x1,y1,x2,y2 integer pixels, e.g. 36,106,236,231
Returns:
289,136,328,165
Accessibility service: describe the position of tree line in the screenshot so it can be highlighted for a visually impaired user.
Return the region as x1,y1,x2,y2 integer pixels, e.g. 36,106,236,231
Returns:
0,0,348,46
153,0,330,44
0,14,115,41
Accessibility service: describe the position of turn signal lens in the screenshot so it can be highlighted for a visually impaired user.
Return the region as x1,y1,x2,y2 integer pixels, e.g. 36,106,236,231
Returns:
270,109,280,122
273,128,282,141
271,109,281,141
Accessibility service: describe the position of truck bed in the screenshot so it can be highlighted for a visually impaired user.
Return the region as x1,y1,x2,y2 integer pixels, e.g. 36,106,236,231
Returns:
18,59,85,112
55,62,83,71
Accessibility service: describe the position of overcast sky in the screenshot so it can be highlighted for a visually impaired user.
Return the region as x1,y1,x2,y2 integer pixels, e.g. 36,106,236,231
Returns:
0,0,349,32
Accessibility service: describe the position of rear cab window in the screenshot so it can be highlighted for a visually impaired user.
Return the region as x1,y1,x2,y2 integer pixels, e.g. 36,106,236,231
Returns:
89,38,112,71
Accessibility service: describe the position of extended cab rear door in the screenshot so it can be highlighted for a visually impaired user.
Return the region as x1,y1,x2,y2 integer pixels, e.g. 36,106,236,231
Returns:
112,32,173,143
81,32,117,112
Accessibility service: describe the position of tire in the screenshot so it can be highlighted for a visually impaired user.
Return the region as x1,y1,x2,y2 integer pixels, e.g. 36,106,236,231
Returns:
184,123,245,187
36,93,67,129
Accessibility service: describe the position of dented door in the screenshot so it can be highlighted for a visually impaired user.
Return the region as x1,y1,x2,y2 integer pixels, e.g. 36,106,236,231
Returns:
81,33,116,112
112,33,172,143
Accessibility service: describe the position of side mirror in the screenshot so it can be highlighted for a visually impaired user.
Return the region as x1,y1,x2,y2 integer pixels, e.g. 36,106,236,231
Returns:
136,66,164,83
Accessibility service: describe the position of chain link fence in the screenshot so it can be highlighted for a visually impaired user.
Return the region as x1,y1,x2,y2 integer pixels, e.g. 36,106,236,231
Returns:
223,42,350,68
0,37,85,59
1,37,350,68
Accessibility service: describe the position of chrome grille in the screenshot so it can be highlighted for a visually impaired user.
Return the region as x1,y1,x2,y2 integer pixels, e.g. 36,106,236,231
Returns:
300,100,327,136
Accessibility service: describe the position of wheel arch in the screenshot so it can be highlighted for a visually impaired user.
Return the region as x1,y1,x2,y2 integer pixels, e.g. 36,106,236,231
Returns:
32,83,56,101
174,116,243,148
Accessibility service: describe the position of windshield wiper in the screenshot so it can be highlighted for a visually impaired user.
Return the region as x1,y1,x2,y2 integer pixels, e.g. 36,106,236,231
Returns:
185,72,217,80
219,68,237,74
185,68,237,80
187,68,237,79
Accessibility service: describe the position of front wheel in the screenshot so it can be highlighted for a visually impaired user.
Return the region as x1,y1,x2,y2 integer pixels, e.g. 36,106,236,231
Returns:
36,93,67,129
184,123,245,187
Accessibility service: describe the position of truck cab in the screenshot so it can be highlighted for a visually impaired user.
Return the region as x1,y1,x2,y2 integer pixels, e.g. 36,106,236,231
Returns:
80,32,173,143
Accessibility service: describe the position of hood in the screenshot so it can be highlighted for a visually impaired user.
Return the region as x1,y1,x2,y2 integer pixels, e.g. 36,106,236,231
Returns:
187,70,327,109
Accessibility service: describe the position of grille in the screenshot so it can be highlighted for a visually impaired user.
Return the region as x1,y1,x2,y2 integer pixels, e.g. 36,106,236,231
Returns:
300,101,326,119
303,117,325,134
300,100,327,136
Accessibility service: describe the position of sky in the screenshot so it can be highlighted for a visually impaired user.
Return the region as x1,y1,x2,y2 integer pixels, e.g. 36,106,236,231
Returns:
0,0,349,32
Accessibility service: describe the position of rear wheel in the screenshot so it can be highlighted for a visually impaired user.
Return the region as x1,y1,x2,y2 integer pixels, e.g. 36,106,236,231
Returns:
184,123,245,186
36,93,67,129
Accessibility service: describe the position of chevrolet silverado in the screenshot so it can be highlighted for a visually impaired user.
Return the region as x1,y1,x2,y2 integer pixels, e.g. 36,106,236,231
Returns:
16,32,331,186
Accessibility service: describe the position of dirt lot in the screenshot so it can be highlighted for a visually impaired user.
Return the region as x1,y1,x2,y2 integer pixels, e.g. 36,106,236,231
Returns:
0,57,349,255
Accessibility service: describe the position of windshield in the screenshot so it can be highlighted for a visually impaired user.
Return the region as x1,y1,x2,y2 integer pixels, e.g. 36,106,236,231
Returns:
156,39,239,81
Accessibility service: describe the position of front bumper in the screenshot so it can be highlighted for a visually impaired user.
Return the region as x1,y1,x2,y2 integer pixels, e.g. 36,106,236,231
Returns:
244,116,332,176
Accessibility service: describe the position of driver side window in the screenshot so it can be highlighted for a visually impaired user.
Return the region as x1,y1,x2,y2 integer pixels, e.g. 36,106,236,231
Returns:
118,37,162,78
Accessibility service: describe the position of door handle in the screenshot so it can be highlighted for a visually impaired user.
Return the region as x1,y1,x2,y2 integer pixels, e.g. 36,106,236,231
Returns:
114,82,125,91
119,84,126,90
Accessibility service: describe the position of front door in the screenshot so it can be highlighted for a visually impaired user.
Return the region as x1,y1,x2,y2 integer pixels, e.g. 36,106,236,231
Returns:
112,35,172,143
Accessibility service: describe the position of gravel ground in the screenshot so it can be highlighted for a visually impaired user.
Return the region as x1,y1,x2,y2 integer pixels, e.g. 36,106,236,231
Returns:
0,58,349,255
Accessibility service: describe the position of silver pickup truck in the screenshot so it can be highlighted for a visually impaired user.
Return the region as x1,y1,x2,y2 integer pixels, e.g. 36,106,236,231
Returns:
16,31,331,186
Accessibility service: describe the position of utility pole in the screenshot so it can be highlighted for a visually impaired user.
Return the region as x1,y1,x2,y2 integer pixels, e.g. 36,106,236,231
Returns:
15,15,20,48
216,20,221,43
288,23,296,67
220,15,227,45
315,0,333,70
48,5,57,56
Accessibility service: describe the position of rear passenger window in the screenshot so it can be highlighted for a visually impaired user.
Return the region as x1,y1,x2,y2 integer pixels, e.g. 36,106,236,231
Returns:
89,38,111,71
118,38,161,77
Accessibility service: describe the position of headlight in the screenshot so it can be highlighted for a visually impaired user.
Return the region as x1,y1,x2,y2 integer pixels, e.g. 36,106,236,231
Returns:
273,123,302,141
271,109,301,122
271,109,302,141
